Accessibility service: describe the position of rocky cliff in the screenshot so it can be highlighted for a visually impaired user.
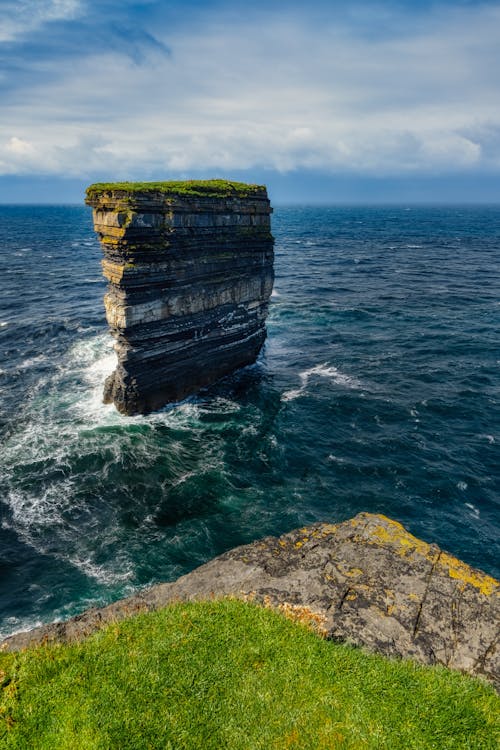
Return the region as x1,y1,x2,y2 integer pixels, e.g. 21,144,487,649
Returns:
3,514,498,689
85,180,274,415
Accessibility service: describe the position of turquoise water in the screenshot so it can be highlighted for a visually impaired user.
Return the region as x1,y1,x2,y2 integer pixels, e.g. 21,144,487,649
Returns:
0,204,499,638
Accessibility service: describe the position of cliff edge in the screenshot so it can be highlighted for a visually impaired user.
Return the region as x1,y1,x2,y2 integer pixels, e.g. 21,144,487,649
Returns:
2,513,498,689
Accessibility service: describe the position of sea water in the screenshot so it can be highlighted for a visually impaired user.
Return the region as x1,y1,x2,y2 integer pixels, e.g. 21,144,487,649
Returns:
0,204,498,638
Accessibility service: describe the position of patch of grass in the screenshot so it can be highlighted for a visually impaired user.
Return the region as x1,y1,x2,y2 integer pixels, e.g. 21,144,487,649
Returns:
85,180,266,201
0,600,498,749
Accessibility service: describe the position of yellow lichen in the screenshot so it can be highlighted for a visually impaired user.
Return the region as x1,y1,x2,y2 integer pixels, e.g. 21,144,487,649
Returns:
96,225,127,239
345,566,363,578
318,523,338,536
366,515,434,559
361,515,498,597
294,531,310,547
438,552,498,597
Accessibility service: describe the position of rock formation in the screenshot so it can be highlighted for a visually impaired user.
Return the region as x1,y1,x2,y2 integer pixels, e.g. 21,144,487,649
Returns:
3,514,498,689
85,180,274,415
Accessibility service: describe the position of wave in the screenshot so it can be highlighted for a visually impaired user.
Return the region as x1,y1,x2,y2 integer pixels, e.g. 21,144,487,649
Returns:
281,363,361,402
465,502,480,518
0,331,238,599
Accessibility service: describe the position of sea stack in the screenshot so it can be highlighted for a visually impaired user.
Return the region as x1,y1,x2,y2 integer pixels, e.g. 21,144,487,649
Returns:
85,180,274,415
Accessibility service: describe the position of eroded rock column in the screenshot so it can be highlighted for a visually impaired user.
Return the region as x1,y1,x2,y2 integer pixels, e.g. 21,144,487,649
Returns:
85,181,274,415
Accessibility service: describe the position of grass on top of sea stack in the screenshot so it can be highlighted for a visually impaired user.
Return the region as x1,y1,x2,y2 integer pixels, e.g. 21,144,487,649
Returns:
85,179,266,201
0,599,498,749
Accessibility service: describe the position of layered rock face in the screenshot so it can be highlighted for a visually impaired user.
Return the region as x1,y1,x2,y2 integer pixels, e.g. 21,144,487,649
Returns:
85,180,274,415
3,513,498,688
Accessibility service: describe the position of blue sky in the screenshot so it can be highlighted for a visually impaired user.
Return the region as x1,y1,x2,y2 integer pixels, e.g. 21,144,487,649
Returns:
1,0,499,203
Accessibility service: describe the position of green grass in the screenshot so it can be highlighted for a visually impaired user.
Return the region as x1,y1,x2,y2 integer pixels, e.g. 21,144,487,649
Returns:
0,600,498,749
85,179,266,201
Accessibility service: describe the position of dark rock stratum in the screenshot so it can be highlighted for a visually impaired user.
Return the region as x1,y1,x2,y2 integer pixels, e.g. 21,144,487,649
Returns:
2,514,498,689
85,180,274,415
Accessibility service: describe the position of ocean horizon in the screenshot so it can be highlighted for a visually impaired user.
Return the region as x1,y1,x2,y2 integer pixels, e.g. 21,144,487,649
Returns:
1,203,499,639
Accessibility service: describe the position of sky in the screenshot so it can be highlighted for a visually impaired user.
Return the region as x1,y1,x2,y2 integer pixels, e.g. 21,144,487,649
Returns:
1,0,500,203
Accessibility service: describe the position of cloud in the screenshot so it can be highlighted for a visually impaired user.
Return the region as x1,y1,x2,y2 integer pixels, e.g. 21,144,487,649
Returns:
6,136,34,154
0,0,83,43
1,1,499,178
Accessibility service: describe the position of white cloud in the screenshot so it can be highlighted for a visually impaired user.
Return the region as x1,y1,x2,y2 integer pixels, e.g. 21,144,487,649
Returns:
418,133,481,166
1,2,499,177
0,0,82,43
6,136,34,154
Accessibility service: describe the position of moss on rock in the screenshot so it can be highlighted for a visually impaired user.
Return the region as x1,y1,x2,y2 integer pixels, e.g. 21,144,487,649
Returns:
85,179,266,202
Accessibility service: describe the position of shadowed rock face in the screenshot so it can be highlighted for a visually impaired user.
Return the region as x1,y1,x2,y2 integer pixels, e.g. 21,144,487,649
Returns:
85,180,274,415
2,513,498,689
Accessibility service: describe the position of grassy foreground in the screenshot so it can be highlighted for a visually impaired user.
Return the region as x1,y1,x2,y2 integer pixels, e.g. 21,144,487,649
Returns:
0,600,498,749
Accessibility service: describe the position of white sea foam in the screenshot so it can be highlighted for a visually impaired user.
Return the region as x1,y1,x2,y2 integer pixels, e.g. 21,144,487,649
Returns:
327,454,346,464
465,502,480,518
4,480,135,587
0,618,44,643
0,321,8,327
67,556,134,584
482,434,496,444
281,363,361,402
242,424,259,437
457,481,468,491
8,483,75,530
203,397,241,416
18,354,48,369
271,289,281,297
0,336,124,500
84,351,116,384
64,335,121,424
281,387,303,402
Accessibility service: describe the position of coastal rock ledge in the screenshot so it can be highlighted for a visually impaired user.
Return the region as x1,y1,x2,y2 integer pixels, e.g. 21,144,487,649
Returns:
85,180,274,415
2,513,498,689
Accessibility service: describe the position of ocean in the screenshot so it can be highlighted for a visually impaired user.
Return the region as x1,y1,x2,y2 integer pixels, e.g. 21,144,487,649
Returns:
0,204,499,639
